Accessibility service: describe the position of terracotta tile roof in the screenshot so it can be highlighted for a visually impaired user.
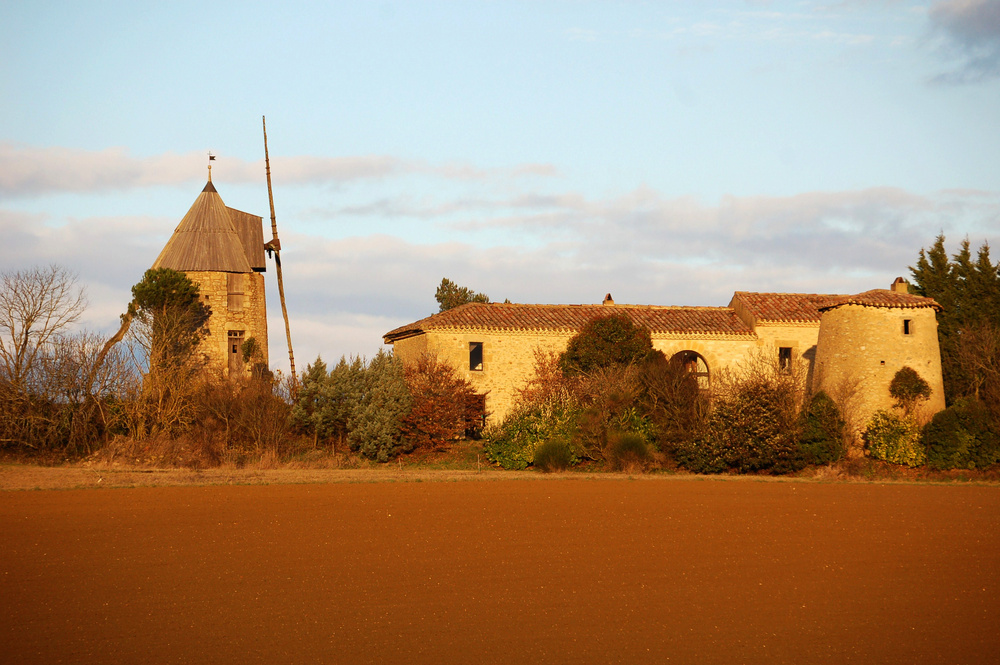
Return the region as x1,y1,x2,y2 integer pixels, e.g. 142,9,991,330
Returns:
819,289,942,312
384,303,755,342
730,292,840,324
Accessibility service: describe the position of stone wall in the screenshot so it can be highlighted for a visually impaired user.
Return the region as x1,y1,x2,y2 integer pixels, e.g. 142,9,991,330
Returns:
813,304,945,426
186,270,268,377
395,329,786,424
393,329,574,423
750,323,822,388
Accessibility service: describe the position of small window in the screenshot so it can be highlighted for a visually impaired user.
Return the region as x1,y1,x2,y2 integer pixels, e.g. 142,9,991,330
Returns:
469,342,483,371
903,319,912,335
778,347,792,372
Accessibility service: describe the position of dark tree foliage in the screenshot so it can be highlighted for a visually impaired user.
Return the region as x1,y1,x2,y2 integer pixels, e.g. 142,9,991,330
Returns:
889,366,932,414
559,313,655,376
922,397,1000,470
910,235,1000,405
796,391,846,465
675,376,803,475
435,278,490,312
131,268,211,364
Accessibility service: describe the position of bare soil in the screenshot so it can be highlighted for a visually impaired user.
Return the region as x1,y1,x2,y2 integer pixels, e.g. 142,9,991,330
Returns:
2,477,998,664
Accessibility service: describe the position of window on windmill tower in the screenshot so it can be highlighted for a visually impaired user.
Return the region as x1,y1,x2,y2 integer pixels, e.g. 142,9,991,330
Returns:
469,342,484,371
778,347,792,372
903,319,912,335
227,274,245,313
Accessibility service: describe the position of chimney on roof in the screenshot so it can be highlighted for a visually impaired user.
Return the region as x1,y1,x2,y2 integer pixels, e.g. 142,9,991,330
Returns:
603,293,614,306
891,277,909,294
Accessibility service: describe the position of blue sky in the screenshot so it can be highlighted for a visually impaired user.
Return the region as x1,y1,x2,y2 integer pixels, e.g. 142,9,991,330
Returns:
2,0,998,373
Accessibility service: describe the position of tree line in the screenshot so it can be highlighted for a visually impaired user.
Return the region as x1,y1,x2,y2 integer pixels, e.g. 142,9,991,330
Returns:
2,235,997,474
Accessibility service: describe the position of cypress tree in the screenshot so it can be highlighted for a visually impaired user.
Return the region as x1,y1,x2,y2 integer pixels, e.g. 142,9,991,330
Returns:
910,235,1000,405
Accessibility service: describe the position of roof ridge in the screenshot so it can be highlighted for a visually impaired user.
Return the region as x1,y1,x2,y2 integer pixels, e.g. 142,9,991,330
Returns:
820,289,942,312
384,300,756,342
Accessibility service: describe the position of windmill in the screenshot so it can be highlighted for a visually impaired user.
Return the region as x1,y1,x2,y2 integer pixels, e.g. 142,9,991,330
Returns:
262,116,297,391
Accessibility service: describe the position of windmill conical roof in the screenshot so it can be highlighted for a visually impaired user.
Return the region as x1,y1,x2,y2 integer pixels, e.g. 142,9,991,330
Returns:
152,179,253,273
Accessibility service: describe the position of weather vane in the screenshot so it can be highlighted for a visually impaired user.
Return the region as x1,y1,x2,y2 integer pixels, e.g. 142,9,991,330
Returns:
207,151,216,180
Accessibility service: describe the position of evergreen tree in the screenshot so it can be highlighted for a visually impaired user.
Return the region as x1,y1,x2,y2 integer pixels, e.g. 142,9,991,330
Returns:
910,235,1000,406
131,268,211,365
435,278,490,312
348,350,413,461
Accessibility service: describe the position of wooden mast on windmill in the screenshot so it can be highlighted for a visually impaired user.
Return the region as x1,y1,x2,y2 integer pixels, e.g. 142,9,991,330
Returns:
262,116,297,390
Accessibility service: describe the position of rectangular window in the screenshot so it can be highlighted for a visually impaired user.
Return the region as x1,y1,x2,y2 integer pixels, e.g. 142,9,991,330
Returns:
227,273,245,313
469,342,484,371
778,347,792,372
903,319,912,335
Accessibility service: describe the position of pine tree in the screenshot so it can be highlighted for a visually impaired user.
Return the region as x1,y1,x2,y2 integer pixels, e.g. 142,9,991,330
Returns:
435,278,490,312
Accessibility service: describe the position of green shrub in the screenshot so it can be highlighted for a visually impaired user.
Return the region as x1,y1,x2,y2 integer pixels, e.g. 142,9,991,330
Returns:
863,410,925,467
533,438,573,472
563,364,658,462
922,397,1000,470
797,391,846,465
483,392,581,470
607,432,651,471
676,376,803,474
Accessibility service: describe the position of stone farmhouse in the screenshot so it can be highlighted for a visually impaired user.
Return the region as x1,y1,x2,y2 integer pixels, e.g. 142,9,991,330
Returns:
384,279,945,426
151,169,269,377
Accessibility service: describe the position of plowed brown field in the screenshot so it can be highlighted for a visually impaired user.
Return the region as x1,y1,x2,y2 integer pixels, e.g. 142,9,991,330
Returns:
2,479,998,664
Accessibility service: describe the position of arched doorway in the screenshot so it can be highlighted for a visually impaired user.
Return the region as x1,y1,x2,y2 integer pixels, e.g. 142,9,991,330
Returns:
670,351,710,391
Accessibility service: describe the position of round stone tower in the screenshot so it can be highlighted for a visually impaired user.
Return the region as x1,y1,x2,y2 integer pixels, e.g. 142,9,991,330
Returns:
813,278,945,429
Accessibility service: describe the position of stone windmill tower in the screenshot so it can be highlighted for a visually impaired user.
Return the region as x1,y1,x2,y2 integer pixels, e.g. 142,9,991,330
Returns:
813,278,945,427
151,165,268,377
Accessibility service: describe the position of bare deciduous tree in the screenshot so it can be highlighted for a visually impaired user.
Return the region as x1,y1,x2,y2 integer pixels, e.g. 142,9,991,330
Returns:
0,266,88,450
957,322,1000,419
0,265,86,391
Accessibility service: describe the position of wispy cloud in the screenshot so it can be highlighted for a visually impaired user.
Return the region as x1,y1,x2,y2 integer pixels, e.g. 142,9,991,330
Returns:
0,143,557,198
927,0,1000,83
323,185,962,262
